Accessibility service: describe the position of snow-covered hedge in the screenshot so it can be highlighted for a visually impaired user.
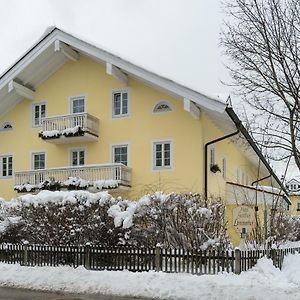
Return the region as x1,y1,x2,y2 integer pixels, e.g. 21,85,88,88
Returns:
0,191,231,250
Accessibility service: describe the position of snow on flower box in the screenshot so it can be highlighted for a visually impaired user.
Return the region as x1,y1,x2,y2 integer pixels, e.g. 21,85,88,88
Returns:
39,113,100,144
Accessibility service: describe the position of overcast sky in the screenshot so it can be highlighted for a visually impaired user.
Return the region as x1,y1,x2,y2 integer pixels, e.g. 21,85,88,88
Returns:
0,0,230,96
0,0,297,179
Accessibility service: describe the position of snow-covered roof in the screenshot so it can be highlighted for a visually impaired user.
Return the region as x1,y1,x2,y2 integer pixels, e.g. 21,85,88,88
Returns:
286,178,300,185
0,27,226,117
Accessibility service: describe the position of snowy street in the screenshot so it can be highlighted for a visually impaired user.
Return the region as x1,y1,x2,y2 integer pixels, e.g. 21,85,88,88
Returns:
0,287,145,300
0,254,300,299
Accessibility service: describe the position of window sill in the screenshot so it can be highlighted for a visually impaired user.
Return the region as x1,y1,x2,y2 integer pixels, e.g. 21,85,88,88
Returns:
153,166,173,172
112,114,130,119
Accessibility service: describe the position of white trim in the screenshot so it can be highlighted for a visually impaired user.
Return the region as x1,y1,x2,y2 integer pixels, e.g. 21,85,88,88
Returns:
153,100,173,114
183,98,200,119
54,40,79,62
69,147,86,166
69,95,87,114
106,62,128,86
210,146,216,166
151,139,174,171
111,143,130,167
236,168,240,184
111,89,130,119
222,156,227,180
8,80,35,101
0,153,13,179
0,121,13,132
31,101,47,128
30,151,47,170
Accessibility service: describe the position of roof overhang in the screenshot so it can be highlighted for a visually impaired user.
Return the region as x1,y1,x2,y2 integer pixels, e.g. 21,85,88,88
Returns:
0,27,226,118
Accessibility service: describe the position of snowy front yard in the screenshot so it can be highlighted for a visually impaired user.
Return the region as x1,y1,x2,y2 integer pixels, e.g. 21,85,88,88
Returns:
0,254,300,300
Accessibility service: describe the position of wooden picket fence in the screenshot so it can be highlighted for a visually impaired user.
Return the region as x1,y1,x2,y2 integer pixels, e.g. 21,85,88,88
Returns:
0,244,298,275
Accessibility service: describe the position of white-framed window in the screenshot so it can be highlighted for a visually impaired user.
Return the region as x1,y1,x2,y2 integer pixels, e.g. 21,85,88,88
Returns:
236,168,240,184
112,145,128,166
70,96,85,114
0,155,13,178
153,101,172,113
70,149,85,166
112,91,129,117
297,202,300,211
0,122,13,131
32,152,45,170
153,141,172,169
32,103,46,127
222,157,227,180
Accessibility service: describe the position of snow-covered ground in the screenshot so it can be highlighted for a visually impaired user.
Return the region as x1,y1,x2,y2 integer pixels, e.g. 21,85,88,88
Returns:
0,254,300,300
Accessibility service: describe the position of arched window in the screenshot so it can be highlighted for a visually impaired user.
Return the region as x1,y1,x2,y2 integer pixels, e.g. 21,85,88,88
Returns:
1,122,12,131
153,101,172,113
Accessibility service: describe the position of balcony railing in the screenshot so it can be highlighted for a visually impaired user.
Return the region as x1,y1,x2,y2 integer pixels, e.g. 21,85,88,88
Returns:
40,113,99,143
14,163,131,190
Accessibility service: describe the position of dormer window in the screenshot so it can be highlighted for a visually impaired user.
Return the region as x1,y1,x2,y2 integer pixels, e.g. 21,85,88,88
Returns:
153,101,172,113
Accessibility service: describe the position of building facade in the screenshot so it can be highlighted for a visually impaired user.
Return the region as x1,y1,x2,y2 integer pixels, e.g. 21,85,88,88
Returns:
0,28,290,246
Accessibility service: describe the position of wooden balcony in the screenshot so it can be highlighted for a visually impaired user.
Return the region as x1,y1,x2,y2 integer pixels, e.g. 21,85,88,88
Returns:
14,163,131,192
39,113,99,144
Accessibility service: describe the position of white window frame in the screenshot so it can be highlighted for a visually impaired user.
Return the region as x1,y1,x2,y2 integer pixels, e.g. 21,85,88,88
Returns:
70,95,86,114
0,122,13,131
70,148,86,166
152,140,173,170
112,90,129,118
222,157,227,180
111,144,129,166
32,102,47,128
0,155,13,178
153,100,173,113
31,152,46,170
236,168,240,184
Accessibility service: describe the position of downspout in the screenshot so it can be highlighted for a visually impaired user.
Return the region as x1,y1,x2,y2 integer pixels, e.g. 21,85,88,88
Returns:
204,125,241,200
251,175,271,186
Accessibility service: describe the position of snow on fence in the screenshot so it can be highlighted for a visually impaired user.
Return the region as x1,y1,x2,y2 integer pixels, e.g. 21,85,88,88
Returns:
0,244,298,275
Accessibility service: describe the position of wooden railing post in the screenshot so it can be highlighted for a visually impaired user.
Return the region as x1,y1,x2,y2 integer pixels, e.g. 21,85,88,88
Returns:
84,244,91,270
235,248,241,274
23,243,28,266
155,247,162,272
271,249,276,267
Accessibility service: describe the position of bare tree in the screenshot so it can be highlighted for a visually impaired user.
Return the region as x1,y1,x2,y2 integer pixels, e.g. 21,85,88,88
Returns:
221,0,300,169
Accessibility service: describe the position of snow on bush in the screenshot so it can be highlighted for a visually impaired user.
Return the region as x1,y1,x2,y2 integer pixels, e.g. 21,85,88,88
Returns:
0,191,231,250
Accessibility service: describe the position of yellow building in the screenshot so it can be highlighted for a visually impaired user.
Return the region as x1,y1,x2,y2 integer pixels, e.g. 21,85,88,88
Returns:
0,27,290,245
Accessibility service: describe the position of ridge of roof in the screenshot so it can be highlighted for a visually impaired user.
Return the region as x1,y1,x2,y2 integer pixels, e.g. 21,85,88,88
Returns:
0,26,226,112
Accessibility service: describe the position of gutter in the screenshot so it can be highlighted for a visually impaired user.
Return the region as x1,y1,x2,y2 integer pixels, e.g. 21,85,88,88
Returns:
225,107,291,205
204,126,241,200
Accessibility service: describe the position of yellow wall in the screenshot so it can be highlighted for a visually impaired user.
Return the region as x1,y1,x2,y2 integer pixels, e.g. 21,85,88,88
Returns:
0,55,272,198
0,55,278,246
289,195,300,216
